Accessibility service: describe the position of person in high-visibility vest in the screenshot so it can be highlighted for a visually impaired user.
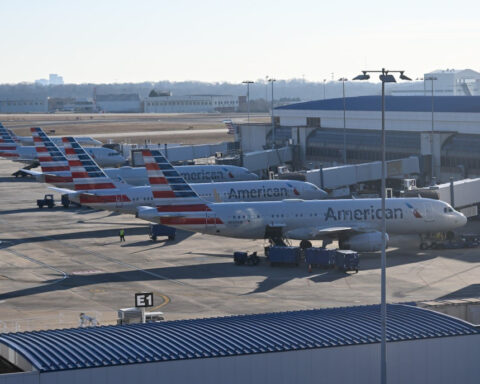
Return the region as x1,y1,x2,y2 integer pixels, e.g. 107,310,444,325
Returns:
119,229,125,242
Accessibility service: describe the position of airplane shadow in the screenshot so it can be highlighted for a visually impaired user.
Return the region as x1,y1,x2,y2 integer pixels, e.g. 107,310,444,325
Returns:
121,230,193,249
0,226,151,246
0,176,35,183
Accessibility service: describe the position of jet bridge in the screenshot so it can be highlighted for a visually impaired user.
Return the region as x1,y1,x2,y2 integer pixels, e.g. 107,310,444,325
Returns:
406,178,480,217
306,157,420,191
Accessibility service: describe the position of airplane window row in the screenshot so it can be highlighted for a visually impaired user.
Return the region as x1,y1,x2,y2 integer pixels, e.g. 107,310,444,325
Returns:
131,197,153,201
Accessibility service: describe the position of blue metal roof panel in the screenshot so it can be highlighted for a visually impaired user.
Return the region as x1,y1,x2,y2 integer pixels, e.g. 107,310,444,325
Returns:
276,96,480,113
0,304,477,372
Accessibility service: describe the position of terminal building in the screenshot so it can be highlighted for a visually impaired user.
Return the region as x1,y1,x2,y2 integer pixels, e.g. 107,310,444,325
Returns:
0,99,48,113
144,94,238,113
1,304,479,384
272,95,480,183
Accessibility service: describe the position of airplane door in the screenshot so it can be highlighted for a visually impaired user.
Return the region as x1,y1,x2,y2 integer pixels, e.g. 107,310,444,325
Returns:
424,202,434,222
205,211,217,232
115,194,123,209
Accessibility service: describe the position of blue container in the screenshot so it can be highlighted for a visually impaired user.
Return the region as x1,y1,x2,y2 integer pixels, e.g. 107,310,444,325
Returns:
233,251,248,265
305,248,335,267
149,224,176,241
334,250,359,272
269,246,301,265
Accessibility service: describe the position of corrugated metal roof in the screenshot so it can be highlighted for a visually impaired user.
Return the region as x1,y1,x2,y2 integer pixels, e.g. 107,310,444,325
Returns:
276,96,480,113
0,304,477,373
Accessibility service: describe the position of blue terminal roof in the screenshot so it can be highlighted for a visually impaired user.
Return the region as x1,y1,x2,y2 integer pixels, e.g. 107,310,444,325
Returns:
276,95,480,113
0,304,477,373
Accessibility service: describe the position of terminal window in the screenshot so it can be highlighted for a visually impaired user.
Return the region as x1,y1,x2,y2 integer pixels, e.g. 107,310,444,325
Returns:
307,117,321,127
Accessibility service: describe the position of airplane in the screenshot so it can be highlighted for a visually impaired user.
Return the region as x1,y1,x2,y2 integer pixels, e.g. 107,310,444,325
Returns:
0,125,125,168
104,163,259,185
134,149,468,252
6,126,103,147
54,137,327,214
23,127,259,187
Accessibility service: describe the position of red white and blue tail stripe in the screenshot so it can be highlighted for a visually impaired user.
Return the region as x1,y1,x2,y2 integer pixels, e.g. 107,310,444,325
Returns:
0,123,20,159
31,127,71,182
62,137,116,191
141,149,223,226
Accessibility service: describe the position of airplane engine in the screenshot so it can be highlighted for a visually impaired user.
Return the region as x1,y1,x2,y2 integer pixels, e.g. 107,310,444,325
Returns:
340,232,389,252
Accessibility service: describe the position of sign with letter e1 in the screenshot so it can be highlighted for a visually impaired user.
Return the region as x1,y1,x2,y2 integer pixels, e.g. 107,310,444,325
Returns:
135,292,154,308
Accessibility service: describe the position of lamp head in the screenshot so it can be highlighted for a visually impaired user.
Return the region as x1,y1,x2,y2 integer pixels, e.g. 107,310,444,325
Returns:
379,74,396,83
353,71,370,81
399,71,412,81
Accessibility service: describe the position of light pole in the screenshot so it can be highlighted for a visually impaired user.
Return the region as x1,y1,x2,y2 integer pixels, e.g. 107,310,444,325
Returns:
268,78,276,147
353,68,411,384
339,77,348,164
242,80,254,127
323,79,326,99
425,76,437,182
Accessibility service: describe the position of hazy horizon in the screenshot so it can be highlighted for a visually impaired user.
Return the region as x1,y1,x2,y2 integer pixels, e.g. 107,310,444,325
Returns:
1,0,479,84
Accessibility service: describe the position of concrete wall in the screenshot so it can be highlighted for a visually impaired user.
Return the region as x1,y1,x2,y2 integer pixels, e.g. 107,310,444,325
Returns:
5,335,479,384
96,100,141,113
276,109,480,135
239,125,269,153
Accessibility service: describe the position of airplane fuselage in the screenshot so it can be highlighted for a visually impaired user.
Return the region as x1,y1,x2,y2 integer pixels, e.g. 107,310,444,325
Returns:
145,198,466,240
69,180,327,212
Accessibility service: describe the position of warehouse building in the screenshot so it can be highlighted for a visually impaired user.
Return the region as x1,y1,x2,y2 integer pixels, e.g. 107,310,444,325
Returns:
1,304,479,384
144,94,238,113
0,99,48,113
274,96,480,182
95,94,142,113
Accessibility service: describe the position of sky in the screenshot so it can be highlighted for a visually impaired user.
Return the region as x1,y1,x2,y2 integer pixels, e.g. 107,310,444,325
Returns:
1,0,479,84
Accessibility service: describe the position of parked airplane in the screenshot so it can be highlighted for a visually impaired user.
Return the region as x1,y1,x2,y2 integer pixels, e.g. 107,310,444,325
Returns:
0,125,125,167
135,149,467,252
23,127,259,187
105,163,259,185
55,137,327,213
6,127,102,147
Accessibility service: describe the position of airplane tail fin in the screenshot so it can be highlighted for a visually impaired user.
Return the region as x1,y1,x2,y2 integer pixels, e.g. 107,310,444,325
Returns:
31,127,71,176
0,123,20,159
141,149,211,212
6,128,20,143
62,137,117,191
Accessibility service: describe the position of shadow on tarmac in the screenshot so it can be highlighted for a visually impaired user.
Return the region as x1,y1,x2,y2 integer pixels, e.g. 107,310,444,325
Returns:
436,284,480,300
0,244,443,300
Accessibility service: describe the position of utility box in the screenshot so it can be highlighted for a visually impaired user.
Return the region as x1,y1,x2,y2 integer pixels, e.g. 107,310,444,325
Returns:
268,246,301,266
149,224,176,241
334,250,359,272
305,248,336,268
117,308,165,325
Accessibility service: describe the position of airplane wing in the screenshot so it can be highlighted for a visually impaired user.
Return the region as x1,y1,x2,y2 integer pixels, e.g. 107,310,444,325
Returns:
48,186,77,194
20,169,43,176
286,225,372,240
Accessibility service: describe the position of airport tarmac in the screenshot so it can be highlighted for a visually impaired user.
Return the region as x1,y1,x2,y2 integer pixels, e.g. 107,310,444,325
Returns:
1,159,480,332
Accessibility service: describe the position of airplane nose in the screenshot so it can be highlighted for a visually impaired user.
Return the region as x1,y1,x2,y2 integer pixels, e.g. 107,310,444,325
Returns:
456,212,467,227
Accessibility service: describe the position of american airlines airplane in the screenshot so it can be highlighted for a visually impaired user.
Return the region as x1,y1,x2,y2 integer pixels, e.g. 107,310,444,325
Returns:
23,127,259,187
56,137,327,214
0,125,125,168
135,149,467,252
6,127,102,147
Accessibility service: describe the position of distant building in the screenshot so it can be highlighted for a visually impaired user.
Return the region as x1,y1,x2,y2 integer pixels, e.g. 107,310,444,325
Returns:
144,94,239,113
391,69,480,96
49,74,64,85
96,94,142,113
0,99,48,113
61,98,96,113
